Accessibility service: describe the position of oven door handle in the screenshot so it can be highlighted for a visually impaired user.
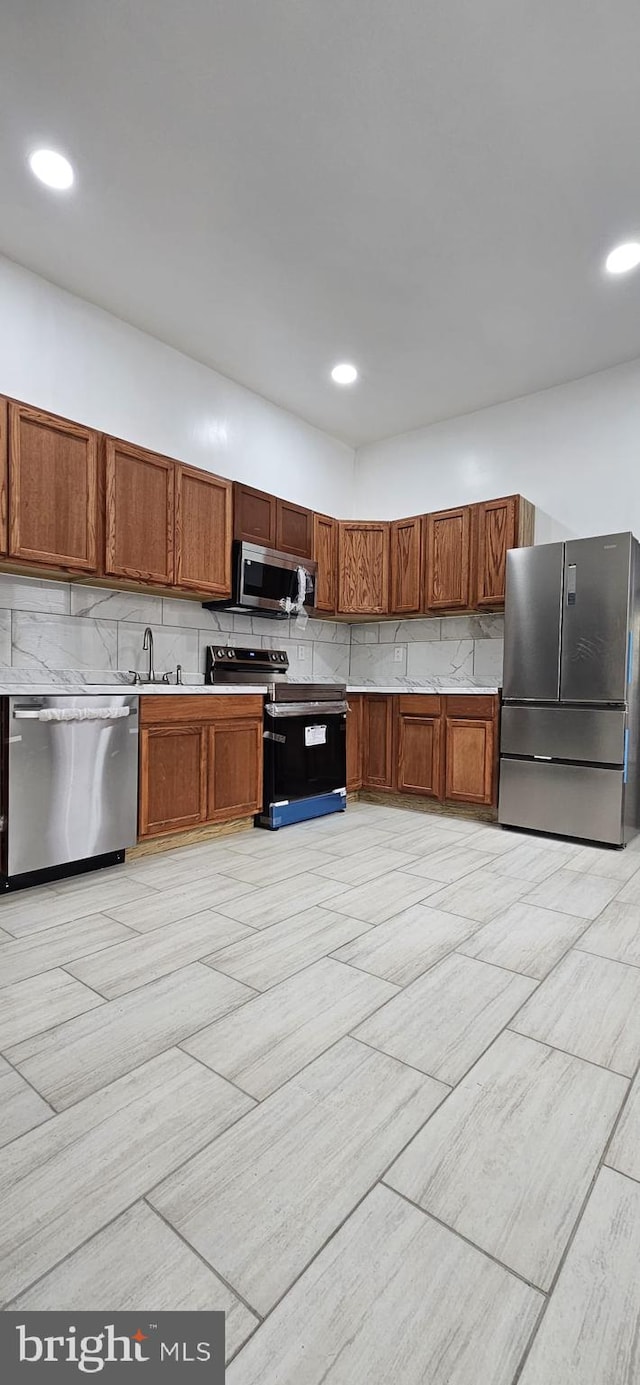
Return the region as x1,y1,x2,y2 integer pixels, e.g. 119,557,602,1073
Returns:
264,700,348,718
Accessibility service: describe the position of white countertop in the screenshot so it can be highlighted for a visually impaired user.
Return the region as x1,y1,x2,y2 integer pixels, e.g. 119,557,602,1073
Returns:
346,685,500,695
0,679,499,697
0,683,270,697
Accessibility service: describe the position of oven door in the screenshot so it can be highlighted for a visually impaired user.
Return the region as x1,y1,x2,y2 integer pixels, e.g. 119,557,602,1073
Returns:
264,702,347,803
238,542,317,615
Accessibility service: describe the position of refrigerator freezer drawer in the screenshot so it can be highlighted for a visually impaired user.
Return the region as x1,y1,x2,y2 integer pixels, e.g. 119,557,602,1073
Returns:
499,757,624,844
500,705,626,764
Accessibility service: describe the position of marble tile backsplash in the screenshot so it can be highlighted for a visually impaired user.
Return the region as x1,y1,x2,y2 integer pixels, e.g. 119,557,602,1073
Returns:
0,573,503,686
0,575,350,683
349,615,504,686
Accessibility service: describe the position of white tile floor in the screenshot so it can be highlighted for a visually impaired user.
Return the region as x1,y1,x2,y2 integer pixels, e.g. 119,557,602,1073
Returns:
1,800,640,1381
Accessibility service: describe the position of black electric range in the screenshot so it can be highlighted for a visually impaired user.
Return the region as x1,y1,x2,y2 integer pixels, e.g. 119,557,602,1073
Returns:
205,645,348,829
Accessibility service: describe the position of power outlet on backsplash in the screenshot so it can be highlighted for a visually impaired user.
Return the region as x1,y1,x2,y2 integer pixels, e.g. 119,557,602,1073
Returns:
394,647,404,662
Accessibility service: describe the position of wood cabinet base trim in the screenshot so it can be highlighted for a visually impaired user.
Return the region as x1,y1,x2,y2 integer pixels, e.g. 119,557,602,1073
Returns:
356,789,497,823
128,817,256,857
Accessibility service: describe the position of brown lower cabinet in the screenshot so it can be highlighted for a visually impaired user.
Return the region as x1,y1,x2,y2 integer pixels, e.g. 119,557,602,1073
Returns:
396,695,443,797
346,693,364,791
139,694,263,839
444,696,497,805
362,695,394,788
361,692,499,807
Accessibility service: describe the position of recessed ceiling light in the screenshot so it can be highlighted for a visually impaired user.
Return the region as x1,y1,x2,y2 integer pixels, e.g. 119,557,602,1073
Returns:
28,148,74,191
331,362,358,385
605,241,640,275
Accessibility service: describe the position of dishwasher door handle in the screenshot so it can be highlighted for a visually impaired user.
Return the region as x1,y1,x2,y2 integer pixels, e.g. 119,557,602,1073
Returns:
13,707,135,721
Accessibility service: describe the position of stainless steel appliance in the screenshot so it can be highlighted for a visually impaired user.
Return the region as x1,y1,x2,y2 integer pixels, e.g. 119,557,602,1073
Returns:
203,541,317,619
1,693,139,887
206,646,347,829
499,533,640,844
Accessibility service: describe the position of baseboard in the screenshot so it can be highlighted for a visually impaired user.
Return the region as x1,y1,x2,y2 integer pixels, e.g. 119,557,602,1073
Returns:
127,817,256,860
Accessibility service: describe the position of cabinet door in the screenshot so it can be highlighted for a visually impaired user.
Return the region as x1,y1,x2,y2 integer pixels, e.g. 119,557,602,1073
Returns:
139,725,207,837
444,716,496,805
475,496,516,608
233,483,277,547
105,438,175,584
425,506,472,610
397,712,443,797
276,498,313,559
390,515,423,614
175,464,232,595
363,696,394,788
208,718,263,822
8,403,98,572
346,693,363,791
313,513,337,613
0,397,7,556
338,522,390,615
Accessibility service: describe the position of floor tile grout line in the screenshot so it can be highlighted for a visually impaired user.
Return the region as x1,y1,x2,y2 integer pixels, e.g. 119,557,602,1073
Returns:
61,949,264,1004
0,1194,149,1311
381,1182,549,1297
142,1197,262,1327
574,941,640,972
1,974,261,1111
601,1160,640,1189
504,1026,633,1079
0,877,168,927
148,1034,459,1339
509,1018,640,1379
349,1033,455,1086
508,1065,640,1383
177,964,414,1104
175,1044,259,1104
97,904,263,940
453,908,597,985
0,920,143,990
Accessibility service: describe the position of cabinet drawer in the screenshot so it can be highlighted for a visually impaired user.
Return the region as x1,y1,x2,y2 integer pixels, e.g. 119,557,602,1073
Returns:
141,694,264,725
397,694,441,716
444,695,497,719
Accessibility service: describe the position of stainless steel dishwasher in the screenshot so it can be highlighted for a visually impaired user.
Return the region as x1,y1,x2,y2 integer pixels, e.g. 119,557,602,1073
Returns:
1,694,139,887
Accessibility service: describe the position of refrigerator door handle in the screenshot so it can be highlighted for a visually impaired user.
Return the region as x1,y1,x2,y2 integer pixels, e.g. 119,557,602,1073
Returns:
566,563,577,605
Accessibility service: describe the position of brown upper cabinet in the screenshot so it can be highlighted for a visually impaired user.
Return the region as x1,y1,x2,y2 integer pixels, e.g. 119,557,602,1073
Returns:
390,515,423,615
425,505,472,610
0,397,8,556
338,521,390,616
476,495,535,609
175,464,231,596
8,402,98,573
233,482,276,548
104,437,175,585
313,513,337,613
233,483,312,559
275,498,313,559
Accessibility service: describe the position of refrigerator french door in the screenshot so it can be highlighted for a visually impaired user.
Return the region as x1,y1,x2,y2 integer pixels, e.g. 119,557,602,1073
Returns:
499,533,640,845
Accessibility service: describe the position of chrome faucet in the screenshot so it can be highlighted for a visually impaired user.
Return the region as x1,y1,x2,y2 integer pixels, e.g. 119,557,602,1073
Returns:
142,627,155,683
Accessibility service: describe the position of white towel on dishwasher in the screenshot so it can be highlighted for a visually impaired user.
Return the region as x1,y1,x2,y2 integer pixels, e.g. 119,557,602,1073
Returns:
37,707,129,722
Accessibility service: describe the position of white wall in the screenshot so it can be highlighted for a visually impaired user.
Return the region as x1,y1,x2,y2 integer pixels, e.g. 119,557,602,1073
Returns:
0,256,355,515
355,359,640,542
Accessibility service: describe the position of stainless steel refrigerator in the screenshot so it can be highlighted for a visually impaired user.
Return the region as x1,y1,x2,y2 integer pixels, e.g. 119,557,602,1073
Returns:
499,532,640,845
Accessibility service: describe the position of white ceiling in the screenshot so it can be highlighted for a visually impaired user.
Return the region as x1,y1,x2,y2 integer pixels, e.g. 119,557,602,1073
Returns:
2,1,640,446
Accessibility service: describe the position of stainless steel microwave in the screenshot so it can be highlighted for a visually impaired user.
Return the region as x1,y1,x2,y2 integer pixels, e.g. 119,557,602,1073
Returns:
203,541,317,619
